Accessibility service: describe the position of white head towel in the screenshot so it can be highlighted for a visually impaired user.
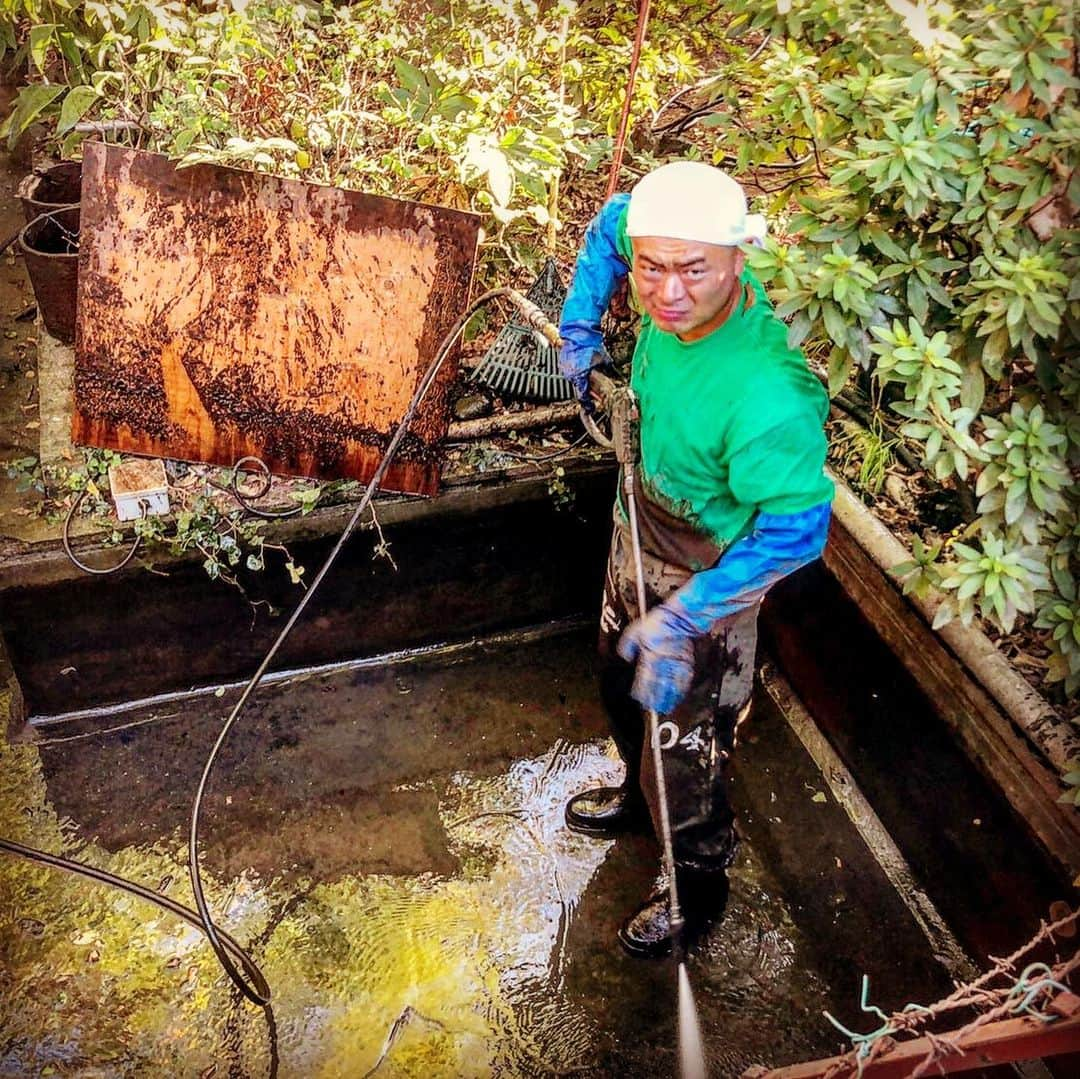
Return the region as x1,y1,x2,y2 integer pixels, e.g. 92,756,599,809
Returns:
625,161,768,248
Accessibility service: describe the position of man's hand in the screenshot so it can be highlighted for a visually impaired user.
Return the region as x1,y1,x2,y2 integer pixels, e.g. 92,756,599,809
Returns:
617,603,695,715
560,346,616,416
588,366,620,415
566,367,596,414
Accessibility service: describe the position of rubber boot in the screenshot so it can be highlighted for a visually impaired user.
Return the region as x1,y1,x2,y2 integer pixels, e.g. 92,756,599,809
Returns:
565,784,650,838
617,866,732,959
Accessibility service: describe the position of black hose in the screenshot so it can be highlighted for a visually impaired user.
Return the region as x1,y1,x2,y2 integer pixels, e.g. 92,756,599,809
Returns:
210,456,304,520
186,286,517,1005
63,486,143,575
0,227,20,258
481,430,592,462
0,836,270,997
0,836,279,1075
2,287,522,1013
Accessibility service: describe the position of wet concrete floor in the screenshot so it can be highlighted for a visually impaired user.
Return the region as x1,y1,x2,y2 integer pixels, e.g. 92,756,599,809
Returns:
1,626,966,1077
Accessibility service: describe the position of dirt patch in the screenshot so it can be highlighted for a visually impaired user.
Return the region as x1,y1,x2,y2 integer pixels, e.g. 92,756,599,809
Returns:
0,89,46,538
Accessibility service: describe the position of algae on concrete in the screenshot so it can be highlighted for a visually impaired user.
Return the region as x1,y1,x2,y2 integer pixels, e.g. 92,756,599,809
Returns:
36,323,73,468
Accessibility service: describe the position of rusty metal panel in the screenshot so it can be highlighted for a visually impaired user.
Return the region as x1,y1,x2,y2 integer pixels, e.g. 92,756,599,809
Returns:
73,144,480,495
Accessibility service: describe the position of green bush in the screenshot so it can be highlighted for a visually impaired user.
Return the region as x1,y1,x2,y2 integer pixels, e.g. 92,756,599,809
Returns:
2,1,1077,702
726,0,1078,700
0,0,710,273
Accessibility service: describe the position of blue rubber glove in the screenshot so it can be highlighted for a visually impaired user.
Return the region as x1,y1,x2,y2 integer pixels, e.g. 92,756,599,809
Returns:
617,604,695,715
559,194,630,409
671,503,832,633
617,503,832,714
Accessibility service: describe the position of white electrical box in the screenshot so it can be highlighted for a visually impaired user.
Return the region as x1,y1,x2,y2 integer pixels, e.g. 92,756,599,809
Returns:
108,457,170,522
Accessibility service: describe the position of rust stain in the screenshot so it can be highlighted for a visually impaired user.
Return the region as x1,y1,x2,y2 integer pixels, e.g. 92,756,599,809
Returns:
72,145,481,494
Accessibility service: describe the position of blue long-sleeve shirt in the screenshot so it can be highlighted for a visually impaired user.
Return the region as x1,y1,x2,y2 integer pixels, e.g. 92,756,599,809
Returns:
560,195,833,635
558,194,631,394
668,504,831,633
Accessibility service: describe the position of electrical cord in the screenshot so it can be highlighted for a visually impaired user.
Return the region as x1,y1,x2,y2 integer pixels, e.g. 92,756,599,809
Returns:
0,287,538,1014
63,455,304,579
63,486,143,575
0,835,271,998
479,429,592,463
207,456,305,520
186,288,511,1005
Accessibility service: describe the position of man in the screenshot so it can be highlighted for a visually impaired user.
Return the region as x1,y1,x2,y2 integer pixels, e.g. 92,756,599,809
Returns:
558,162,834,957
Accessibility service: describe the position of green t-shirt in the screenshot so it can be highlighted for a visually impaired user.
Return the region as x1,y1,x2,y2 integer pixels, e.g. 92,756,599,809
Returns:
626,269,834,550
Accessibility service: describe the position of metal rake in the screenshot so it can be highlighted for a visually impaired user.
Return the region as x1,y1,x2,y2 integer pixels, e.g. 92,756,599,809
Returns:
470,258,572,401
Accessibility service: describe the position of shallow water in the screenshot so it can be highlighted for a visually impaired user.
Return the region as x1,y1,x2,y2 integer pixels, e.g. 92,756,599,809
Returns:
2,629,969,1077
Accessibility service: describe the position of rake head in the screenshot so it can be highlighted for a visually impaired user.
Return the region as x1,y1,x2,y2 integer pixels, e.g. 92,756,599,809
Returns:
471,258,572,402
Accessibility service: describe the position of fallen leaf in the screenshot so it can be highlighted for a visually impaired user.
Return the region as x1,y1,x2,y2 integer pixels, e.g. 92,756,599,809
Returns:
1050,900,1075,936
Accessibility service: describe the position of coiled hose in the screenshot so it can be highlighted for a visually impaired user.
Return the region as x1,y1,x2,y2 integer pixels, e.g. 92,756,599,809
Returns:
1,286,561,1008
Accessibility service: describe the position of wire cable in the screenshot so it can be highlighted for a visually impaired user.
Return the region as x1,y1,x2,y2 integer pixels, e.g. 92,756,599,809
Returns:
482,430,592,463
3,286,528,1010
63,486,143,575
210,456,305,520
187,286,525,1004
0,835,271,998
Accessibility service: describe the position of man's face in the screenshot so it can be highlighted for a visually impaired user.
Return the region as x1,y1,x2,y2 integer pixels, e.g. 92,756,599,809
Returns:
630,237,746,342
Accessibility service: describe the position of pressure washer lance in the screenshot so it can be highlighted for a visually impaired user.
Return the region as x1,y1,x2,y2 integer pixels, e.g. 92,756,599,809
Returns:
615,385,708,1079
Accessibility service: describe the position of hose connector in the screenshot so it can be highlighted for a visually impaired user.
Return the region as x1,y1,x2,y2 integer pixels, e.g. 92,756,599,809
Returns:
505,288,562,348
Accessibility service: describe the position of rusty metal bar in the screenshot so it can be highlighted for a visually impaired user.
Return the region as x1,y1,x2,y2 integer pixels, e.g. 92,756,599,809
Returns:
742,1005,1080,1079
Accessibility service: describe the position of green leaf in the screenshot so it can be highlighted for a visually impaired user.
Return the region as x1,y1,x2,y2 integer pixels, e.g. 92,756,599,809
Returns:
6,84,65,146
28,24,56,73
788,310,812,348
57,86,99,136
867,228,907,262
393,57,426,96
907,277,928,323
828,348,854,397
486,149,513,207
959,361,985,413
932,602,955,630
822,303,848,346
1004,482,1028,525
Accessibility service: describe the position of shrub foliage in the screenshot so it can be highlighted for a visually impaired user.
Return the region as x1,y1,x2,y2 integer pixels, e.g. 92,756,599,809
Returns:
1,0,1077,700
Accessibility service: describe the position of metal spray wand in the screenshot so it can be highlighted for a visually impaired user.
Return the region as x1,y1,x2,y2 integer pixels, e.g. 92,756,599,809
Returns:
512,294,709,1077
620,388,708,1079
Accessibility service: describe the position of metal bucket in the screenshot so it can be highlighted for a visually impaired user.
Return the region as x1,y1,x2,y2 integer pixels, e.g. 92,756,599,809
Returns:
19,204,80,344
17,161,82,224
